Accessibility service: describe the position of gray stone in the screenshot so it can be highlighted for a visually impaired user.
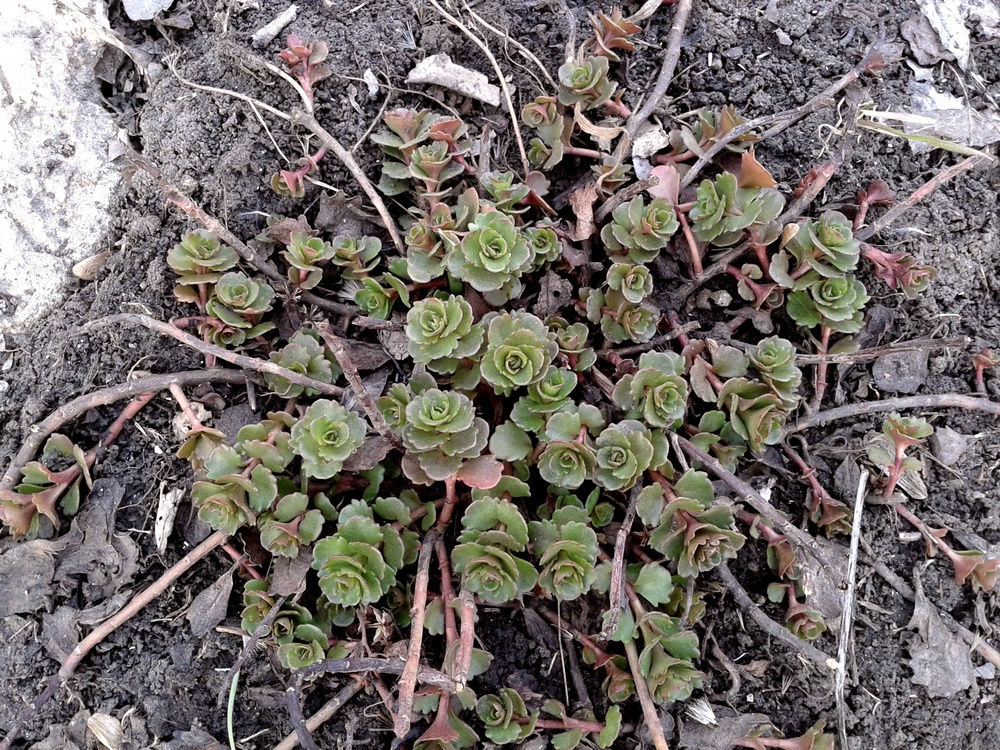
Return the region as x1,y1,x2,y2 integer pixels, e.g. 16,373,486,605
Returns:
930,426,970,466
122,0,174,21
872,350,929,394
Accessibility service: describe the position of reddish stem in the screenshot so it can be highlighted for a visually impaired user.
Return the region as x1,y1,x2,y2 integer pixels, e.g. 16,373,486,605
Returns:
810,325,832,411
434,537,459,647
437,475,458,528
563,145,605,159
677,210,704,276
221,542,264,580
603,99,632,119
534,717,605,733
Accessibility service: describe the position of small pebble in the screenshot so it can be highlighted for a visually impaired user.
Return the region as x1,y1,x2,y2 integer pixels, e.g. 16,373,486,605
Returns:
872,350,928,394
930,426,970,466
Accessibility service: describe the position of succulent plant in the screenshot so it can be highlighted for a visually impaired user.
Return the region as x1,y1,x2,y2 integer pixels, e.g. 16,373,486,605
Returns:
241,579,276,634
401,388,489,482
776,211,860,280
277,624,329,670
593,156,632,197
406,295,484,373
522,95,567,150
265,330,340,398
600,196,678,263
612,351,688,428
528,138,564,171
282,232,336,289
452,497,538,604
590,8,642,61
716,378,788,454
786,272,870,334
594,420,666,491
312,501,405,607
868,412,933,498
480,311,559,396
482,171,531,214
606,262,653,303
558,55,616,110
190,474,257,537
235,412,297,473
529,505,599,600
548,317,598,372
377,383,412,430
644,470,745,578
747,336,802,407
638,640,705,705
447,211,533,304
862,245,937,299
600,291,659,345
689,172,784,246
205,271,275,337
510,366,577,432
477,689,537,745
258,492,325,558
409,140,465,197
524,224,562,270
537,408,604,490
289,399,366,479
353,277,396,320
687,410,746,474
167,230,239,290
329,235,381,278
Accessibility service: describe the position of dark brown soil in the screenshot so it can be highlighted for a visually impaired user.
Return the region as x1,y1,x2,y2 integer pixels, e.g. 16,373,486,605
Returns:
2,0,999,749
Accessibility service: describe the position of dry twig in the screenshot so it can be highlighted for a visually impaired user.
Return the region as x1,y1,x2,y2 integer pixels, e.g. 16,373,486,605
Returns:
836,469,868,749
787,393,1000,434
716,563,835,670
76,314,344,398
599,480,643,642
272,680,364,750
317,323,400,448
426,0,531,176
855,155,989,242
677,437,846,585
394,528,441,738
1,369,246,492
622,0,693,142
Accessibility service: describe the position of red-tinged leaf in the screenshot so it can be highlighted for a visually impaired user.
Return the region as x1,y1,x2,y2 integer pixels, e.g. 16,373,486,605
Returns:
646,164,680,204
737,149,776,189
456,454,503,490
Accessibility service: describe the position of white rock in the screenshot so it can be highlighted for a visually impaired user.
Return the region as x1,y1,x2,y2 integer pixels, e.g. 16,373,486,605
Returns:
406,54,500,107
0,0,120,333
123,0,174,21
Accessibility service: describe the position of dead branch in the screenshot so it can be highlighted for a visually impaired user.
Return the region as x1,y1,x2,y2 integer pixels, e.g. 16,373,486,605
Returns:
1,369,247,492
716,563,835,670
623,0,693,142
394,528,441,738
787,393,1000,434
272,680,364,750
680,39,886,189
75,314,344,398
859,538,1000,670
623,639,670,750
290,112,405,254
599,480,643,642
677,437,846,585
855,155,989,242
294,656,459,693
792,336,969,364
316,323,401,448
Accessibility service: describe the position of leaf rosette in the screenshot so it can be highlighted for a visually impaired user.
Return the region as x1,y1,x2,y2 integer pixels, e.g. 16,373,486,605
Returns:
613,351,688,428
265,330,340,398
480,311,559,396
312,502,405,607
452,497,538,604
529,506,599,601
290,399,366,479
689,172,784,247
594,419,666,491
406,295,484,373
401,388,489,482
557,55,616,110
600,196,678,263
447,211,533,305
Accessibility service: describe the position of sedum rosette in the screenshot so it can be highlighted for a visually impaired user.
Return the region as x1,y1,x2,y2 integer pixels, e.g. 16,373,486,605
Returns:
290,400,366,479
612,351,689,428
401,388,489,482
480,311,559,396
406,295,484,373
689,172,784,246
452,497,538,604
529,505,599,601
312,502,405,607
447,211,533,304
600,196,678,263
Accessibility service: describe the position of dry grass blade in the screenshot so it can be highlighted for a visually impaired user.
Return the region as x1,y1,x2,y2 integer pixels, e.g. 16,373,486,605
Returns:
837,469,869,748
